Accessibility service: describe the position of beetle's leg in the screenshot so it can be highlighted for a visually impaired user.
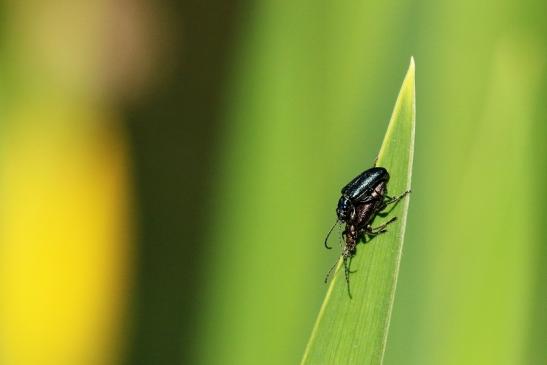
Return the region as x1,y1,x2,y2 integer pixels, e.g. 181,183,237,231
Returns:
384,190,411,205
348,248,357,270
377,190,412,216
365,227,388,238
366,228,387,237
324,246,354,285
367,217,397,235
372,155,379,167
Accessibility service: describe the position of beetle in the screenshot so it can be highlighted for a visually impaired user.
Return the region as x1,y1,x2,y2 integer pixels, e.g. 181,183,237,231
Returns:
335,167,389,222
324,165,410,297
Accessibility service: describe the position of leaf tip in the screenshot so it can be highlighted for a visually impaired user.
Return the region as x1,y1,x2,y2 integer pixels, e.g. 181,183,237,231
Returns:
399,57,416,109
405,56,415,85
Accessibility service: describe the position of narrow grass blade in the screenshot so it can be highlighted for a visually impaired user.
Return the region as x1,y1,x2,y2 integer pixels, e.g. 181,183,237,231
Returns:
301,58,415,365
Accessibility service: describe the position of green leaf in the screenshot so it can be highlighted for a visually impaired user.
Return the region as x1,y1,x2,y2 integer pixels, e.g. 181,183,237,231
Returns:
301,58,416,365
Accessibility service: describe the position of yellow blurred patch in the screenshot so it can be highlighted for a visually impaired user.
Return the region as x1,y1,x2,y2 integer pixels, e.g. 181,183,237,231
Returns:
0,105,132,365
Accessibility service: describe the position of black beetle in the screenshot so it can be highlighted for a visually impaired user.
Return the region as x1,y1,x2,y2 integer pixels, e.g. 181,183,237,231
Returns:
324,164,410,297
335,167,389,222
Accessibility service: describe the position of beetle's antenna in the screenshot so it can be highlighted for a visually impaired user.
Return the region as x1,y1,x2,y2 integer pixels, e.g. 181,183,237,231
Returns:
324,257,341,283
324,219,339,249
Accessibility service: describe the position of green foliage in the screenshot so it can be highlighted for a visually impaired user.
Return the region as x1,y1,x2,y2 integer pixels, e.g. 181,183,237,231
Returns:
301,59,415,365
191,2,546,364
386,38,545,365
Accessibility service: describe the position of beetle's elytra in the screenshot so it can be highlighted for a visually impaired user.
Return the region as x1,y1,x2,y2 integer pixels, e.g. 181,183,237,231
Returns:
324,163,410,297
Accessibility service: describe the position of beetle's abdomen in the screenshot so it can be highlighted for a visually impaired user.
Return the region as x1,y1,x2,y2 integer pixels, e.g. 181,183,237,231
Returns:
353,195,384,228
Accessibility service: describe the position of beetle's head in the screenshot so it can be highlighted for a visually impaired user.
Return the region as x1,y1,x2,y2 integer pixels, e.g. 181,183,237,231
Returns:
336,196,355,222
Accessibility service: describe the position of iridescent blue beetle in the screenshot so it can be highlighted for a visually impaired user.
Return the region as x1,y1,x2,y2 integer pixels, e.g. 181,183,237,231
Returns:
335,167,389,222
324,164,410,297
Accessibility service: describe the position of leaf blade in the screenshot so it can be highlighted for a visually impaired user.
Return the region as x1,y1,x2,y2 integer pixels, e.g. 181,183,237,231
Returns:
301,58,415,365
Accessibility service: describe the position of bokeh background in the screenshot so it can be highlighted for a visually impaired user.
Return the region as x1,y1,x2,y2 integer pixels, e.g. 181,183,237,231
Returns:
0,1,545,365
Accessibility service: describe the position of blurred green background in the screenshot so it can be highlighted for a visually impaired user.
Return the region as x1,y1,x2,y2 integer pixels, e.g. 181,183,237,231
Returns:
0,1,545,365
